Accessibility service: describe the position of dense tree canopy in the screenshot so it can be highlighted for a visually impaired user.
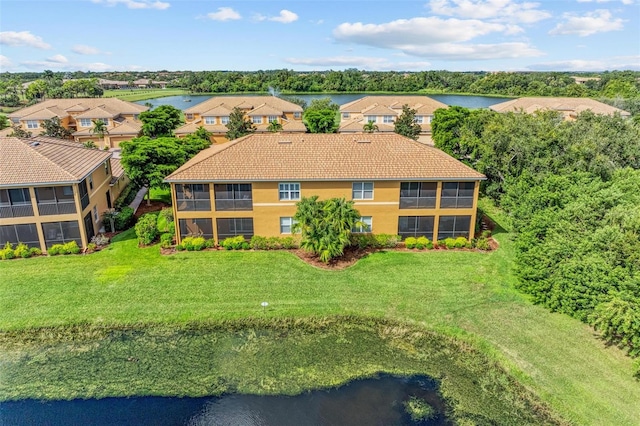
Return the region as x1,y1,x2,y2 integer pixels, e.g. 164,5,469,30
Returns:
225,107,256,140
40,117,72,139
303,98,339,133
139,105,183,138
394,105,421,140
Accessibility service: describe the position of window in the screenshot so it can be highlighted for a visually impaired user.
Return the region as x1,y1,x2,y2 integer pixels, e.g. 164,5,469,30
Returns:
414,116,424,124
437,215,471,240
0,223,39,247
216,218,254,240
186,113,194,120
35,186,76,215
175,184,211,211
268,115,279,123
88,176,94,191
440,182,475,208
279,183,300,201
102,119,109,126
93,205,99,222
26,120,39,129
79,180,90,210
383,115,395,124
398,216,434,240
79,118,92,127
221,116,229,124
342,112,350,119
352,216,372,233
214,184,252,211
251,116,263,124
0,188,33,218
42,220,82,248
204,116,216,125
352,182,373,200
364,115,376,123
426,115,433,124
280,217,298,234
294,112,301,119
179,218,213,239
400,182,437,209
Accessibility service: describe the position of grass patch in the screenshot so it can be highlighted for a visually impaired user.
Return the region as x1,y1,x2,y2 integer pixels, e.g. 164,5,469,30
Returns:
103,89,187,102
1,202,639,425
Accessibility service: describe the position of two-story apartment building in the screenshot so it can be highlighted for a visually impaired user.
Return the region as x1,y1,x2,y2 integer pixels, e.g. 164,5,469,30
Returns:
7,98,148,149
338,96,448,144
490,97,630,120
165,133,485,245
0,136,125,252
174,96,306,143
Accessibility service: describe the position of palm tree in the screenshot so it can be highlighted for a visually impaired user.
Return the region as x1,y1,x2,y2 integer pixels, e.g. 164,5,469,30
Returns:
267,120,283,133
90,119,109,145
363,120,379,133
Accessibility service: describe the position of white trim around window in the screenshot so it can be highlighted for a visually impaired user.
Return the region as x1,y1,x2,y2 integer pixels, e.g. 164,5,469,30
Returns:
252,116,263,124
352,182,373,200
279,182,300,201
280,217,298,234
204,116,216,125
26,120,39,129
352,216,372,233
79,118,92,127
221,116,229,124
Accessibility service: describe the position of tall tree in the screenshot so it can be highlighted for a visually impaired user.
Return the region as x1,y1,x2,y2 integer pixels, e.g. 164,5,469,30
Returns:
225,106,256,140
394,104,422,140
139,105,183,138
363,120,379,133
40,117,72,139
90,119,109,141
120,137,187,206
0,114,9,130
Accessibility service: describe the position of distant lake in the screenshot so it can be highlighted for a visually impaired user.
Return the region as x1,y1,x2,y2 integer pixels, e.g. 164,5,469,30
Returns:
0,375,450,426
136,93,511,111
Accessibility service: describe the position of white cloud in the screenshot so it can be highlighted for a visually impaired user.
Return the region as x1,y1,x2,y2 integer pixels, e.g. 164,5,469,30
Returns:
72,44,101,55
91,0,170,10
0,55,14,69
428,0,551,23
528,56,640,71
577,0,635,5
284,56,431,71
206,7,241,21
46,54,68,63
19,59,143,72
550,9,624,36
333,17,542,60
0,31,51,49
269,10,298,24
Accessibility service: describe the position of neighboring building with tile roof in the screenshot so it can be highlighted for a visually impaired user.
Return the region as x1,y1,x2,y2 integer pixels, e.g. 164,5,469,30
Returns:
0,136,127,252
175,96,305,144
7,98,148,149
490,97,630,120
166,133,485,244
338,96,448,144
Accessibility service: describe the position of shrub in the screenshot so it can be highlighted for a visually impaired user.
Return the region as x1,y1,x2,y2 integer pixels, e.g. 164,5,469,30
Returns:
135,213,158,245
350,233,377,249
175,243,186,251
29,247,42,257
157,208,174,233
192,237,207,251
481,229,492,238
91,234,110,246
281,236,298,249
114,182,141,210
14,243,30,258
376,234,400,248
205,239,216,249
86,243,98,252
475,237,491,251
250,236,268,250
47,244,63,256
416,236,429,250
115,206,135,231
444,238,457,249
63,241,80,254
221,235,246,250
0,242,15,260
404,237,417,249
404,396,436,422
160,233,174,249
454,236,470,248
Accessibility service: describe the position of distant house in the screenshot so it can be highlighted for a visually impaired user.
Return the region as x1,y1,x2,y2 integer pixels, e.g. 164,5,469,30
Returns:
0,136,126,252
97,79,129,90
490,97,630,120
338,96,448,144
174,96,306,144
165,133,485,245
7,98,148,149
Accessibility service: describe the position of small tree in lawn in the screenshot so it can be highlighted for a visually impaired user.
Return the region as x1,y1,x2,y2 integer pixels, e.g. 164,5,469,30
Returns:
293,196,362,263
120,136,187,206
225,107,256,140
394,104,422,140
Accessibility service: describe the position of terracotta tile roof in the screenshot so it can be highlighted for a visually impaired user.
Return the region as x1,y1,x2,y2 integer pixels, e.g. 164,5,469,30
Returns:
247,104,283,116
361,104,398,115
340,96,447,113
20,106,67,120
199,105,233,116
72,119,142,137
7,98,148,120
184,96,303,115
0,136,111,186
110,157,125,183
166,133,485,182
490,97,630,117
75,105,120,119
280,120,307,132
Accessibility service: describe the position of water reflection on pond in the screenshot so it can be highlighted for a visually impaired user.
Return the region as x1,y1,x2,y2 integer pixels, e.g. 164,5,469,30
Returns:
1,375,451,426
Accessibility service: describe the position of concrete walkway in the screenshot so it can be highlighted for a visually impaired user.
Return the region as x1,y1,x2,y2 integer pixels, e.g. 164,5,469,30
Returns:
129,187,148,214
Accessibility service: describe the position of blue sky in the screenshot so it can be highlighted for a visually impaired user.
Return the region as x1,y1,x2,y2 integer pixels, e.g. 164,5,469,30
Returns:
1,0,638,72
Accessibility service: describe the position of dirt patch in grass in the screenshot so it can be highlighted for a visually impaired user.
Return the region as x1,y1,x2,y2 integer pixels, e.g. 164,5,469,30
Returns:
134,200,170,219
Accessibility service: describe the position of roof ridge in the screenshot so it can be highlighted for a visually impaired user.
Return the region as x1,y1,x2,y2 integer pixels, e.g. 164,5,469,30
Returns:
18,138,77,180
166,134,251,178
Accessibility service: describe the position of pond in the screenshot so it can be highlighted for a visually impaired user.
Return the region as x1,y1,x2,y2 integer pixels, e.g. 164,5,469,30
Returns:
0,375,450,426
136,93,511,111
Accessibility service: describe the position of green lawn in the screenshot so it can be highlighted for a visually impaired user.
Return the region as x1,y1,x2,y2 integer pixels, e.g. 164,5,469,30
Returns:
103,88,187,102
1,203,638,425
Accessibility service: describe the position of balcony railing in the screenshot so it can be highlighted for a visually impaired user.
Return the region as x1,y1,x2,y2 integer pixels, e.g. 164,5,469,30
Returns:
37,201,77,216
214,199,253,211
176,199,211,212
0,204,34,218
